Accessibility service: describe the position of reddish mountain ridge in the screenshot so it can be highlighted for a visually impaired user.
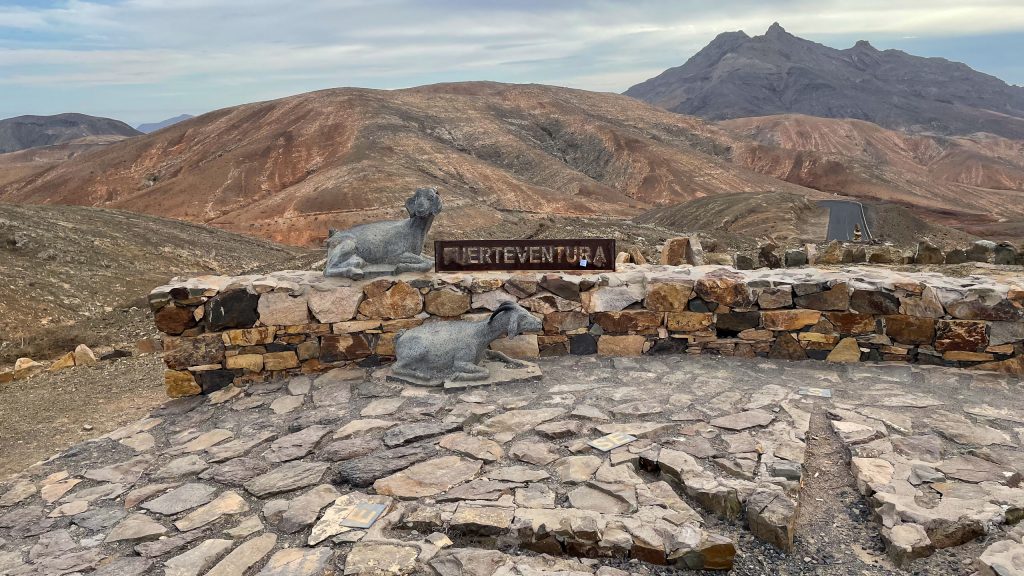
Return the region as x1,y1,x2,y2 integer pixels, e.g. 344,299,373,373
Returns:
0,82,803,246
3,82,1024,245
721,114,1024,220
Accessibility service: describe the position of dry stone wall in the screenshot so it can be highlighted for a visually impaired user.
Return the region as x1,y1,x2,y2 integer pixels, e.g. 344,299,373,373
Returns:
150,265,1024,397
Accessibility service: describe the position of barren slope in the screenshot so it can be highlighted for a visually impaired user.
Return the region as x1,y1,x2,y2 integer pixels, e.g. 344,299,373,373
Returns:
0,204,313,366
0,82,809,246
0,135,130,188
720,114,1024,224
635,191,829,247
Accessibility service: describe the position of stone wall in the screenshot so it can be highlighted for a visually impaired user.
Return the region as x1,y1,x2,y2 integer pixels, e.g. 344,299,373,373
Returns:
149,265,1024,397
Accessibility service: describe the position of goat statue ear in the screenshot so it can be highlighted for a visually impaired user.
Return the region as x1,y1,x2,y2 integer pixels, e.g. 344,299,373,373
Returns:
507,313,521,339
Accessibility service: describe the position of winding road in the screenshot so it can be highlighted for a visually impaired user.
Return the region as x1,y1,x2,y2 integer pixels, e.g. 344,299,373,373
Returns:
819,199,871,241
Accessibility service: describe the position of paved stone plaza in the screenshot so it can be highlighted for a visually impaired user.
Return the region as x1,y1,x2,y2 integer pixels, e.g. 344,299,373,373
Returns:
1,354,1022,575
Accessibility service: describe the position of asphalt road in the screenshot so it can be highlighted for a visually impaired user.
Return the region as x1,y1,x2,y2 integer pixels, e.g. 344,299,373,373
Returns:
820,199,871,241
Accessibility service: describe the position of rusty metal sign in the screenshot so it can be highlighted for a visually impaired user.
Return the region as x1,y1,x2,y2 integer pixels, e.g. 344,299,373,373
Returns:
434,239,616,272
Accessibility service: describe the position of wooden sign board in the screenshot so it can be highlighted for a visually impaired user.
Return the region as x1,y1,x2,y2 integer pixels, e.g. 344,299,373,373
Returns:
434,239,616,272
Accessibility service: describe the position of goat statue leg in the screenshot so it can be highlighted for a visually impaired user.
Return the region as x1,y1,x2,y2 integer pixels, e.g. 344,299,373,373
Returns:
485,349,530,368
324,237,368,279
389,363,442,387
394,252,434,274
449,361,490,382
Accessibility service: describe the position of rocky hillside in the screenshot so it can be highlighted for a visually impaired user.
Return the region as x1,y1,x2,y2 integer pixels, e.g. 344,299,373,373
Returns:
0,113,140,153
625,23,1024,139
720,114,1024,222
0,204,313,366
634,191,828,247
0,82,807,246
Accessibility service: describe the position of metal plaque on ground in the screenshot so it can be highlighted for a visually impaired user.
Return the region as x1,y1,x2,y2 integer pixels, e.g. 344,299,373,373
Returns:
589,432,637,452
434,239,616,272
341,503,388,528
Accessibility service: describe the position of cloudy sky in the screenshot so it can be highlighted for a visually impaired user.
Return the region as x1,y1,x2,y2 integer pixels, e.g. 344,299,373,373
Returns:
2,0,1024,126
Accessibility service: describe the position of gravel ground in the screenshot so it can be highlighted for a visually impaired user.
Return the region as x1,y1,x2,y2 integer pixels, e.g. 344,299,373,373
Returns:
0,353,166,480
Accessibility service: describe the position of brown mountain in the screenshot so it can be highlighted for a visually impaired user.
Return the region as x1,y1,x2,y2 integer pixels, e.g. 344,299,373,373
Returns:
625,23,1024,140
720,114,1024,221
0,113,141,154
0,82,804,246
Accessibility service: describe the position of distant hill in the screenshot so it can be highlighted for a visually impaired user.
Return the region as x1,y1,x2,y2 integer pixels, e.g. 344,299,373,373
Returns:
0,113,140,153
136,114,194,134
625,23,1024,139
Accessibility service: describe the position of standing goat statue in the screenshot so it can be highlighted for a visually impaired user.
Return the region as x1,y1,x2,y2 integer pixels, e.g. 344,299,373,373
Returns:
324,187,442,279
390,301,543,386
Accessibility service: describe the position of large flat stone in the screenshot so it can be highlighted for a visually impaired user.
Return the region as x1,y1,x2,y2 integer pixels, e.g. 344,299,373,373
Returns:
373,456,482,499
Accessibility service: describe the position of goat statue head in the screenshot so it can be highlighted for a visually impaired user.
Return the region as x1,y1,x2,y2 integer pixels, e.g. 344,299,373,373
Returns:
489,301,543,339
405,187,443,219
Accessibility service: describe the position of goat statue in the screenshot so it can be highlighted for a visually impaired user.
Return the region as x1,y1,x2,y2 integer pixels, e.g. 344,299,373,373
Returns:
390,301,543,386
324,187,442,279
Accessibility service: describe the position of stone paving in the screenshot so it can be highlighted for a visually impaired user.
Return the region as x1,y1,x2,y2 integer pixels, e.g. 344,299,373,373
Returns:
0,355,1022,575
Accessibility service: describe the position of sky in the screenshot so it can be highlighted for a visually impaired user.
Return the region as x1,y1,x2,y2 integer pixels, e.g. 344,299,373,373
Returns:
2,0,1024,126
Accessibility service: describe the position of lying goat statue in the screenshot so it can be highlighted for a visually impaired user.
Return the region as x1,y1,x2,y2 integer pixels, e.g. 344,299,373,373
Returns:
391,301,543,386
324,187,442,279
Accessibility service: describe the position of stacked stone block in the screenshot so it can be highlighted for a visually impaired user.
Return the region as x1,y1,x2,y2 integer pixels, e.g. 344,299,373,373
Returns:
151,266,1024,397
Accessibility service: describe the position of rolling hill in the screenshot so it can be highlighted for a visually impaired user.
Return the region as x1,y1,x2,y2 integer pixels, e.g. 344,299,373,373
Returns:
0,82,806,246
720,114,1024,219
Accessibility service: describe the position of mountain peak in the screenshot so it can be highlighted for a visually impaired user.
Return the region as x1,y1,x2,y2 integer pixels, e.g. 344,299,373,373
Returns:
765,22,789,38
624,25,1024,139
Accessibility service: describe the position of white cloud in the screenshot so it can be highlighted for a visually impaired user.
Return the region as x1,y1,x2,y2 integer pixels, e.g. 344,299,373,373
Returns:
1,0,1022,122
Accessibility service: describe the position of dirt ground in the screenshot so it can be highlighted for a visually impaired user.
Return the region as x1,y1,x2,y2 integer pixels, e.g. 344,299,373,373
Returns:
0,354,166,480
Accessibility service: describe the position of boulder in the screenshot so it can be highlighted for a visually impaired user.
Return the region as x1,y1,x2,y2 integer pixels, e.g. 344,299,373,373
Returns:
645,281,695,312
884,316,936,345
205,289,260,330
883,523,934,568
767,333,806,361
757,243,782,269
783,249,807,267
424,288,471,317
358,281,422,319
915,240,944,264
826,338,862,363
746,489,797,552
661,237,704,266
163,368,199,397
793,283,849,311
163,334,225,370
74,344,98,367
945,249,968,264
977,539,1024,576
967,240,997,263
734,253,756,270
934,320,988,352
258,291,310,326
994,243,1018,265
695,274,754,308
307,285,363,323
817,241,845,265
155,304,197,335
597,335,647,356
